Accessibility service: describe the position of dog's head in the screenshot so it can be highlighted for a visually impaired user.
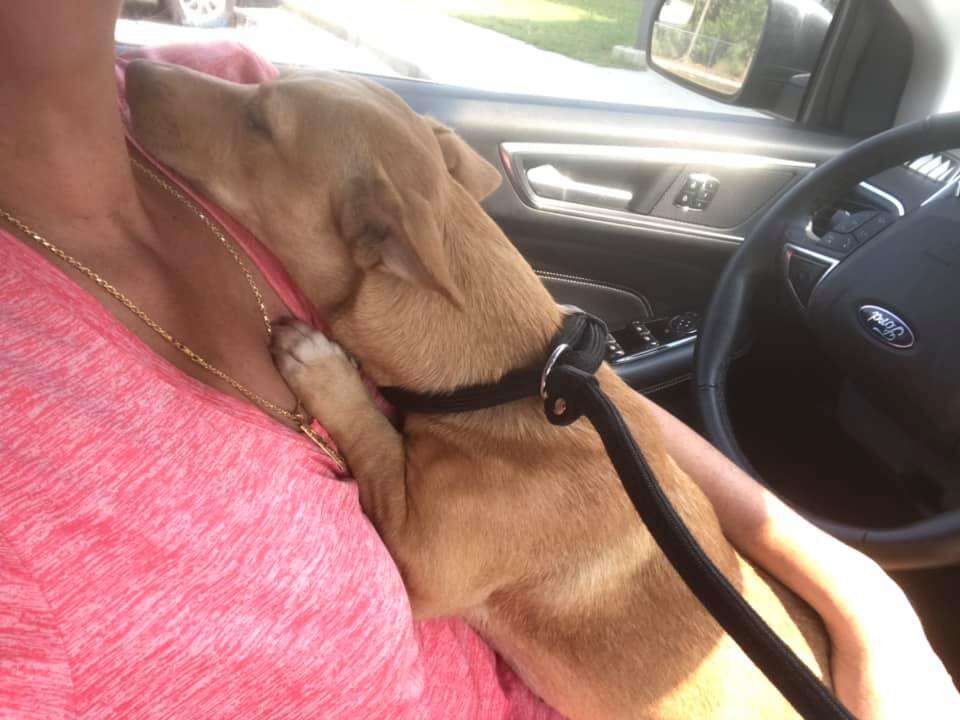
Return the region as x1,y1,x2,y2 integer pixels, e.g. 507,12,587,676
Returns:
126,61,557,388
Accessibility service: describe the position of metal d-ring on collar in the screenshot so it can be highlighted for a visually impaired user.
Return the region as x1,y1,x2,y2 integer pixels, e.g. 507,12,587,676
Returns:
540,342,570,400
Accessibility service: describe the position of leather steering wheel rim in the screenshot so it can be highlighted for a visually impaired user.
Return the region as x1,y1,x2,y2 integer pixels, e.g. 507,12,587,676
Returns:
695,111,960,570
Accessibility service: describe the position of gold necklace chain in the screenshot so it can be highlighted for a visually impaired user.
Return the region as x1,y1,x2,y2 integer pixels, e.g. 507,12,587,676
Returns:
0,157,345,472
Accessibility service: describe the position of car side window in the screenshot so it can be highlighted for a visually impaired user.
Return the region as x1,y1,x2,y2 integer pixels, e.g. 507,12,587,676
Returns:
118,1,836,120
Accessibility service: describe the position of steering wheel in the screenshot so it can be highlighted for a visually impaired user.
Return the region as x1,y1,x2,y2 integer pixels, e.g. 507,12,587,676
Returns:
695,112,960,570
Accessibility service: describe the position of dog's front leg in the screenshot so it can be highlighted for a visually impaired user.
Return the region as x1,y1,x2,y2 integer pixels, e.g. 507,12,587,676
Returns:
271,321,407,539
272,322,514,619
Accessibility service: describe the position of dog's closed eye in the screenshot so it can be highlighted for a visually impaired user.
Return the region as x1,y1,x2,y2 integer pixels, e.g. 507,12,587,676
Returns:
246,103,271,138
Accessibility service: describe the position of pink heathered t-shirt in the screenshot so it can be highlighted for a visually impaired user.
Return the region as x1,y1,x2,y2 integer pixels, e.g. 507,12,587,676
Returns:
0,42,562,720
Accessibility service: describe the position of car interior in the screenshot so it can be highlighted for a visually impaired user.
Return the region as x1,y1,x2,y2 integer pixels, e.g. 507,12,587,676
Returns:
120,0,960,684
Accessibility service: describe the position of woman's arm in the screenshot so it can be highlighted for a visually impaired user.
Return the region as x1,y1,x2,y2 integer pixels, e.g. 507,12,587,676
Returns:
640,395,960,719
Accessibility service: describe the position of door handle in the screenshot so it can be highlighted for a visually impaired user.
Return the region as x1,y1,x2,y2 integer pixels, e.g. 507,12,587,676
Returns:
526,164,633,210
499,142,751,243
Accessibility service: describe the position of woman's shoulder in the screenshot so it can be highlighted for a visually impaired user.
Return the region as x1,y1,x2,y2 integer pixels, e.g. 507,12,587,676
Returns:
117,41,279,85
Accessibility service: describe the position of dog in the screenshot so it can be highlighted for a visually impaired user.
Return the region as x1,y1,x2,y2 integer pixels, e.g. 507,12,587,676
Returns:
126,61,830,719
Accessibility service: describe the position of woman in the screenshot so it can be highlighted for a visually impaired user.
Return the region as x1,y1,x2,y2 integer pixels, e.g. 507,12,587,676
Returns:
0,2,955,718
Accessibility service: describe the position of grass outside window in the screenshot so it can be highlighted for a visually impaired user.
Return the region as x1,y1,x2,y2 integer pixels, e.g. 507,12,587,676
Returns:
401,0,645,68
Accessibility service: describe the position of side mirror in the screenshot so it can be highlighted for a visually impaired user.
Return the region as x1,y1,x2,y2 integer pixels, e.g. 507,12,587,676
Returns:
647,0,835,118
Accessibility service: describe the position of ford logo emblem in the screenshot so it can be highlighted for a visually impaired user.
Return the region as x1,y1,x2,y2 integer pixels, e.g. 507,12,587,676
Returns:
858,305,915,349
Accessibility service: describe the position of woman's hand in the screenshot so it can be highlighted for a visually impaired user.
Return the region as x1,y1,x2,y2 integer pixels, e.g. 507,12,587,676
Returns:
828,580,959,719
638,395,960,719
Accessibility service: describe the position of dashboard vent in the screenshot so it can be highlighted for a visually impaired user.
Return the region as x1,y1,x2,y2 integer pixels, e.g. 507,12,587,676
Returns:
905,154,960,183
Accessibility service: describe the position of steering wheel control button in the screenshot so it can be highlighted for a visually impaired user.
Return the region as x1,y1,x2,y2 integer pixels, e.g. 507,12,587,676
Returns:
675,173,718,211
817,231,837,249
852,225,873,243
786,253,830,306
853,212,895,243
835,235,854,252
858,305,916,349
820,231,855,253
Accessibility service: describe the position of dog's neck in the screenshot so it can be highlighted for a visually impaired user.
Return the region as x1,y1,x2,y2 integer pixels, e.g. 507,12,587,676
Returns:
331,189,564,395
329,185,629,461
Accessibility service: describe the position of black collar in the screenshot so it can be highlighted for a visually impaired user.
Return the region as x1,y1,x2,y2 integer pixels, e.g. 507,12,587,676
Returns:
378,312,609,415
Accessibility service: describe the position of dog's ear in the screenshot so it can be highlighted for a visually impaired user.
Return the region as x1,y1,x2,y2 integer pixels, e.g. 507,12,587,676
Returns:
338,164,463,306
427,118,502,201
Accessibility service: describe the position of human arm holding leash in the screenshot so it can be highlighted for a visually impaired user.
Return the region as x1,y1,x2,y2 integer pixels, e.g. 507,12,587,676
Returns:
643,395,960,719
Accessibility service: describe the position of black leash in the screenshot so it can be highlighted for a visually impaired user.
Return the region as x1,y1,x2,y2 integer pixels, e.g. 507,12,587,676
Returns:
381,313,854,719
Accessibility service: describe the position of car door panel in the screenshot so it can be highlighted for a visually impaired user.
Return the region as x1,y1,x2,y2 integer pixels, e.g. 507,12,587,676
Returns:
534,269,654,327
513,223,734,319
368,75,854,390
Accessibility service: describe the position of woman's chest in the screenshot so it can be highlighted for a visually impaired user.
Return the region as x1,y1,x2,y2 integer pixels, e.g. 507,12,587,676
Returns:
31,212,303,418
0,294,425,717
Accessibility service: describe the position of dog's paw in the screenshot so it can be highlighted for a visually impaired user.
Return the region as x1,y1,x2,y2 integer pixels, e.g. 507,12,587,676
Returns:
270,320,368,423
271,319,351,375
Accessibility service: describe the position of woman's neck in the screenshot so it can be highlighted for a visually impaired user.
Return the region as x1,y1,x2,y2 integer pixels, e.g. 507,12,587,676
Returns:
0,2,146,238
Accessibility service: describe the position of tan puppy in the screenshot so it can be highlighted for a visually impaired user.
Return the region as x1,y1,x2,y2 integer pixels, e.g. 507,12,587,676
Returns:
126,61,830,719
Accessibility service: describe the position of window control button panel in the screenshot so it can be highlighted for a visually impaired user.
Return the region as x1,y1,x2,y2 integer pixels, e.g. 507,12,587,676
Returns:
605,333,626,361
605,313,700,363
630,321,661,351
675,174,719,211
